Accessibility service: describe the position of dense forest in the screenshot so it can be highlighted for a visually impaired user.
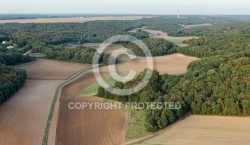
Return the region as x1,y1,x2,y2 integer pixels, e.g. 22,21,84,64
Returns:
44,46,116,64
97,19,250,132
0,16,246,64
0,44,31,106
0,52,31,66
97,69,188,132
97,51,250,131
0,16,236,49
178,27,250,57
0,65,27,104
171,22,250,36
123,38,177,56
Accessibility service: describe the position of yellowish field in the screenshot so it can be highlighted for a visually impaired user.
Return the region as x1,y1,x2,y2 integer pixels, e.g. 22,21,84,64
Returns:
0,16,147,23
130,115,250,145
128,27,198,46
100,53,198,75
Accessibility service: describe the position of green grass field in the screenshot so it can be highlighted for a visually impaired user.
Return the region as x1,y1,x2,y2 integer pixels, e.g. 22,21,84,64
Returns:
78,72,128,97
168,38,186,45
126,109,149,139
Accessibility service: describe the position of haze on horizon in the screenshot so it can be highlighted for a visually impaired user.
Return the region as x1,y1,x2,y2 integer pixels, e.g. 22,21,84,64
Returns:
0,0,250,15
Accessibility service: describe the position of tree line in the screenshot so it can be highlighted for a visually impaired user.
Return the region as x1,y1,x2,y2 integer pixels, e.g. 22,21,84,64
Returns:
97,69,188,132
123,38,177,56
178,27,250,57
0,46,31,106
0,65,27,104
0,16,236,50
44,46,117,65
97,51,250,131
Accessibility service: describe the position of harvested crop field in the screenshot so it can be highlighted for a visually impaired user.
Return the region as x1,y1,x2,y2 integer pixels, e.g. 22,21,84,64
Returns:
100,53,198,75
128,27,198,45
0,59,89,145
134,115,250,145
0,16,147,23
0,79,63,145
78,53,198,97
56,72,129,145
16,59,90,80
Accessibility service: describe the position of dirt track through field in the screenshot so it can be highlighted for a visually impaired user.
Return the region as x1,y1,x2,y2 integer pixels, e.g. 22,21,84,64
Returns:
56,71,129,145
0,60,89,145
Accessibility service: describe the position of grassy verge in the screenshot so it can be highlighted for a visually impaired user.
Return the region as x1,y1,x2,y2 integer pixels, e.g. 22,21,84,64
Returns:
100,98,149,140
126,109,149,139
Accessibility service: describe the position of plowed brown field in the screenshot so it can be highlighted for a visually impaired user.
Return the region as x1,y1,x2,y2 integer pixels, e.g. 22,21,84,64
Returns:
56,72,129,145
0,59,89,145
0,80,63,145
16,59,90,80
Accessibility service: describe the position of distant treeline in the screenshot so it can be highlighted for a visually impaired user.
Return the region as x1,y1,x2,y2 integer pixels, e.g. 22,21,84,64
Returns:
178,26,250,57
123,38,177,56
44,46,117,65
0,16,236,49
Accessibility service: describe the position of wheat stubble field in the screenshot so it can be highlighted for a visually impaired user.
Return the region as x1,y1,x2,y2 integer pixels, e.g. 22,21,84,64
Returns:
99,53,198,75
135,115,250,145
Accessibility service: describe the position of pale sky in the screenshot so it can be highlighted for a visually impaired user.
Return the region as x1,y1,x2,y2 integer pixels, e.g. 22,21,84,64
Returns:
1,0,250,15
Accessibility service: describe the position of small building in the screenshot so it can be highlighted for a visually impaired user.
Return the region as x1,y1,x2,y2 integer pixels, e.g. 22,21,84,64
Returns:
7,46,14,49
1,41,6,44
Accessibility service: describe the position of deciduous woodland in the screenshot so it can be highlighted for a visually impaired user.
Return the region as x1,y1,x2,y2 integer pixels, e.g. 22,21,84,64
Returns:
0,65,27,104
0,49,31,104
97,21,250,132
0,15,249,144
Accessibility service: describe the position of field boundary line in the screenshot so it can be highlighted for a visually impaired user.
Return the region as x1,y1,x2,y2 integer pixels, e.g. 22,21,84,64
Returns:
42,66,94,145
122,113,191,145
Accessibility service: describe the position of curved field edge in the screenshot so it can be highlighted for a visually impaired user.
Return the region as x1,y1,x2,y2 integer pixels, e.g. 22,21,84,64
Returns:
122,113,191,145
78,71,129,97
42,67,93,145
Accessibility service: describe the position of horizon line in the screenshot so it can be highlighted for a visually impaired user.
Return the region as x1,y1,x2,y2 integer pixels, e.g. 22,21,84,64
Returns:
0,13,250,16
